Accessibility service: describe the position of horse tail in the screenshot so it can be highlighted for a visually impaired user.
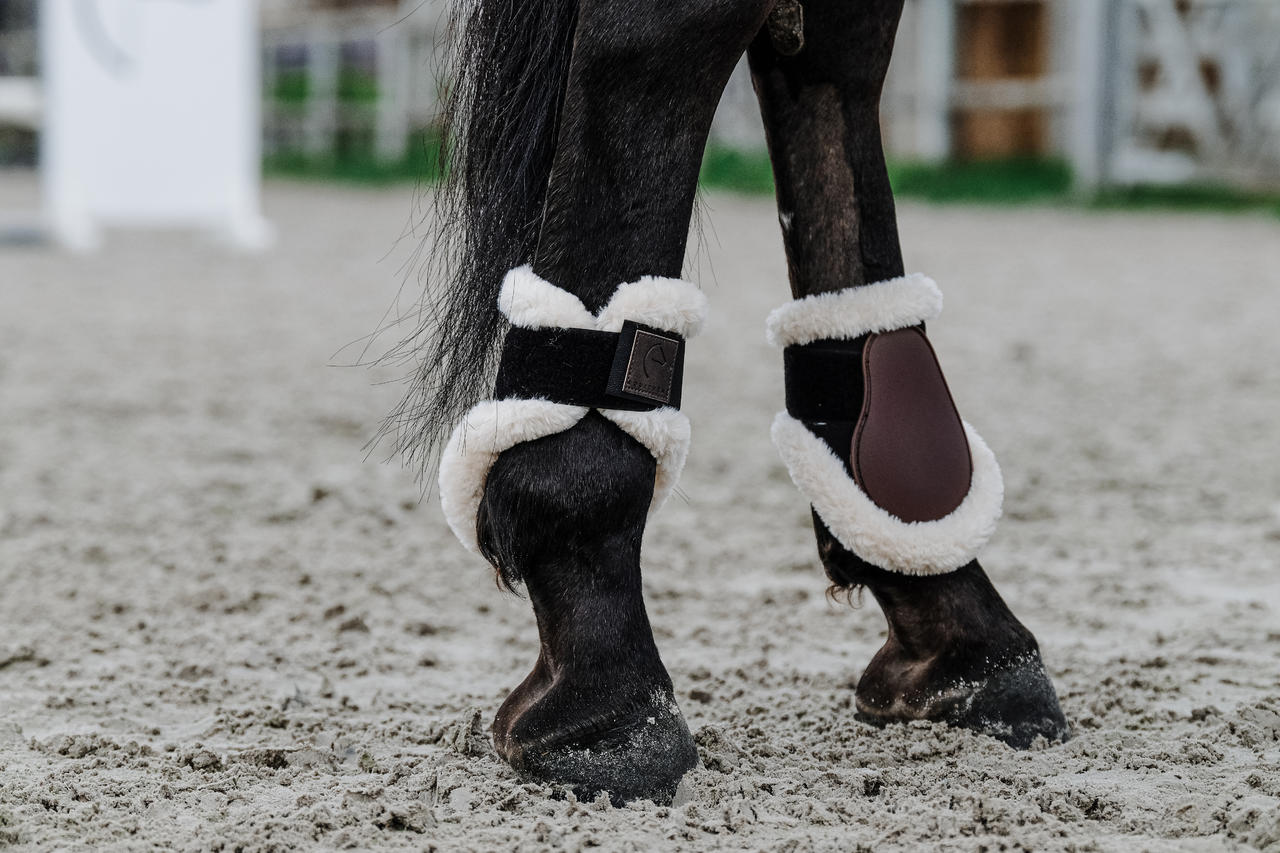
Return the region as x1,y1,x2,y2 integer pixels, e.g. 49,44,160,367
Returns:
379,0,580,473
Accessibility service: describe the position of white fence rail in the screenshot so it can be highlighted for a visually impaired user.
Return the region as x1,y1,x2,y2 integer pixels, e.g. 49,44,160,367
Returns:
2,0,1276,190
261,2,443,163
882,0,1280,189
1108,0,1280,187
0,3,38,134
0,75,38,128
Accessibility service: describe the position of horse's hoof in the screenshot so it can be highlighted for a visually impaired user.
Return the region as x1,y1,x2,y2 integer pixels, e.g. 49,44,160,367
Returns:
855,649,1070,748
493,682,697,804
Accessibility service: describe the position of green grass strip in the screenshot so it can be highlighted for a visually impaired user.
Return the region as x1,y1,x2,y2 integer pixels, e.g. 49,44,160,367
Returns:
263,138,1280,218
887,158,1072,204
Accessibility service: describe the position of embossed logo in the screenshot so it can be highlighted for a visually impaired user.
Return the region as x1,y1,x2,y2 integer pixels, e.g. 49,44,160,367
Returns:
622,329,680,404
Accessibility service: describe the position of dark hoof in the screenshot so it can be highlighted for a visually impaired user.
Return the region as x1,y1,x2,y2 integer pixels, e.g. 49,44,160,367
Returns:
856,650,1070,749
494,687,697,804
476,413,699,804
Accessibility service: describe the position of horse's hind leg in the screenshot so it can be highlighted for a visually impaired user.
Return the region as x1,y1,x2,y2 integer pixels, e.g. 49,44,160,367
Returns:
475,0,774,803
748,0,1069,747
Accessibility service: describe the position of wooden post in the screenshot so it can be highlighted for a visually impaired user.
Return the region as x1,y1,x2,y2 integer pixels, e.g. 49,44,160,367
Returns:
915,0,955,162
374,23,410,164
261,35,278,158
304,23,339,159
0,76,40,129
1069,0,1113,191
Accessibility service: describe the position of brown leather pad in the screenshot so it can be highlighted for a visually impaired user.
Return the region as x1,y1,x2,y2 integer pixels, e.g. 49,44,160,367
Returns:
852,327,972,523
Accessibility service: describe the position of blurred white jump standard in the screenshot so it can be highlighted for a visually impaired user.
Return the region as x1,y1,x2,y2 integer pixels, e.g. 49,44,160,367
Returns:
40,0,271,251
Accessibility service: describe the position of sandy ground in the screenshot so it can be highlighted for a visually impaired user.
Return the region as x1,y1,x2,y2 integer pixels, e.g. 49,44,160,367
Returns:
0,173,1278,851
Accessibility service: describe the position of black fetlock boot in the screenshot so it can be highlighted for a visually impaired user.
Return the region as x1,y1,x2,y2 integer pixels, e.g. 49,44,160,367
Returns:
438,267,706,801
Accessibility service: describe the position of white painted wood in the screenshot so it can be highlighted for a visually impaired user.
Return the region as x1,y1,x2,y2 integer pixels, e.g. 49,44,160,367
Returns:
1107,0,1280,187
375,25,410,162
303,23,340,159
1068,0,1110,189
39,0,271,251
261,1,444,162
952,77,1069,111
0,76,39,128
251,0,1280,190
914,0,955,161
709,59,765,151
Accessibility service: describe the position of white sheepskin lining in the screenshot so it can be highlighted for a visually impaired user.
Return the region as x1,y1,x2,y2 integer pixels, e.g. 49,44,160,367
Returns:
772,413,1004,576
766,274,1003,575
439,266,707,554
765,273,942,348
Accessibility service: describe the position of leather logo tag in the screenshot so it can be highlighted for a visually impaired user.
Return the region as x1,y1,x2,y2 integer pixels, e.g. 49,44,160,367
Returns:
607,321,684,407
623,329,679,403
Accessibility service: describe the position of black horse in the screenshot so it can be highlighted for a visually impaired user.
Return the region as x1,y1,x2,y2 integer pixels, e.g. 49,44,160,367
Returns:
382,0,1069,804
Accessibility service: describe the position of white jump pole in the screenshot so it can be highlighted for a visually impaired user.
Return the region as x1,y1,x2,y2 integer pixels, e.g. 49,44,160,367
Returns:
40,0,272,251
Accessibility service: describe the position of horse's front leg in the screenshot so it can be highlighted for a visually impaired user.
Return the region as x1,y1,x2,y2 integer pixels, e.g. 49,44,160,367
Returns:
467,0,774,803
748,0,1069,747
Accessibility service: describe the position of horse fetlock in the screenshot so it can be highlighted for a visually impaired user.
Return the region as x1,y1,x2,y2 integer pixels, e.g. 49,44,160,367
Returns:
432,267,701,799
439,267,703,564
477,413,655,582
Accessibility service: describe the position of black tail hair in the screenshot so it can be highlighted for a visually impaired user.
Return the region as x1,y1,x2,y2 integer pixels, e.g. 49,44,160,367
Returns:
376,0,579,474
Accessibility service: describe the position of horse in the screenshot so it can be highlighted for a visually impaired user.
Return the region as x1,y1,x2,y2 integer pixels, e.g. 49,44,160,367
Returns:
382,0,1070,804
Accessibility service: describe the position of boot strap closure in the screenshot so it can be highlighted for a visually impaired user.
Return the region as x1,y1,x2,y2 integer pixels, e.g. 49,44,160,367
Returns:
495,321,686,411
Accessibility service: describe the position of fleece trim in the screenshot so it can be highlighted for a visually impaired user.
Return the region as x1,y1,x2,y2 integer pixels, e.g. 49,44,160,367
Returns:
499,265,707,338
771,412,1004,575
439,267,706,553
765,273,942,348
439,399,691,553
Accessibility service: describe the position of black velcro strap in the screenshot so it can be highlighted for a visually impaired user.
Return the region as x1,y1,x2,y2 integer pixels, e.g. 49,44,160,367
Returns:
783,338,867,421
494,321,685,411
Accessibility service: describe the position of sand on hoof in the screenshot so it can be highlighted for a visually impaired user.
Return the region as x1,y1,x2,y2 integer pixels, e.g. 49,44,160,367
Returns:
0,173,1277,850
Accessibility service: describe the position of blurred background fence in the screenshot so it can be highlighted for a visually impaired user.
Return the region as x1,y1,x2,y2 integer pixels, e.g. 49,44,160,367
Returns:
2,0,1279,194
0,0,37,167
